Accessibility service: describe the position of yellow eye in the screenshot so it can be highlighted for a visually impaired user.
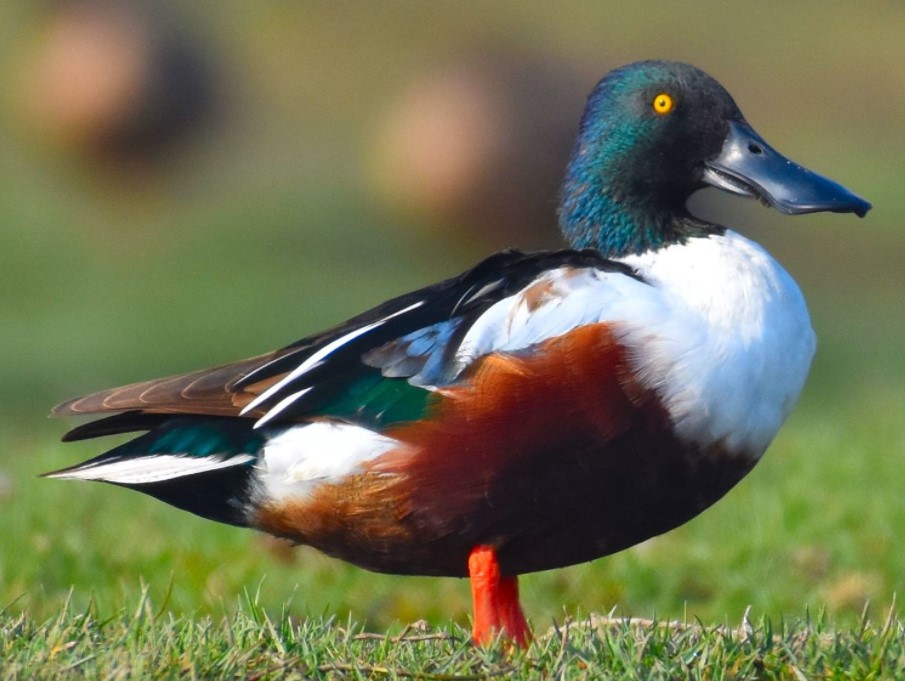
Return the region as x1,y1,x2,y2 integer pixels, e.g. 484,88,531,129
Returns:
652,93,674,115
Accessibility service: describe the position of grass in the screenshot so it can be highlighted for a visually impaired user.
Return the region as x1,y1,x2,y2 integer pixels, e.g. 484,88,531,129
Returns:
3,590,903,679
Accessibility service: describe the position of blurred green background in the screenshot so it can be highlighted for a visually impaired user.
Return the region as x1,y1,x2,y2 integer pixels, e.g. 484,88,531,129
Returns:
1,2,903,631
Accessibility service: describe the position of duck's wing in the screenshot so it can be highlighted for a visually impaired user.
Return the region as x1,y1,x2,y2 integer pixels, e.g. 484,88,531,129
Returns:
52,352,286,424
54,249,641,438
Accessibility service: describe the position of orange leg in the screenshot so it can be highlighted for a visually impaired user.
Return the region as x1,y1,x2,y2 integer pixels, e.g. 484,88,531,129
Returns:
468,545,531,647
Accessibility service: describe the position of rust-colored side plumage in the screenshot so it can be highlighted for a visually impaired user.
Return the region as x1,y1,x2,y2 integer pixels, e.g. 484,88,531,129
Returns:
255,323,755,577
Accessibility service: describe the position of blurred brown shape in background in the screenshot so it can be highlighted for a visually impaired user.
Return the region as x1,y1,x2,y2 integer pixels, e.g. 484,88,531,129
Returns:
370,50,596,251
19,0,220,173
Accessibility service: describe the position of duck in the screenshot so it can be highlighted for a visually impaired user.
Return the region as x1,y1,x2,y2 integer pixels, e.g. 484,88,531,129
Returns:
46,60,870,647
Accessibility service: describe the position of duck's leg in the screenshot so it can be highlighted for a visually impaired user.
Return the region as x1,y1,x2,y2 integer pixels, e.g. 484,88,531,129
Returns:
468,545,531,647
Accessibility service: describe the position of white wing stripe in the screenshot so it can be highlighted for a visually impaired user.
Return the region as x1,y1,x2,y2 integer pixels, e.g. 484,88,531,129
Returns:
252,388,313,429
240,301,425,416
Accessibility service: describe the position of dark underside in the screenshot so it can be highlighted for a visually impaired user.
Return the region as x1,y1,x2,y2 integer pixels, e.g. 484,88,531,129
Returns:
258,424,754,578
255,324,758,577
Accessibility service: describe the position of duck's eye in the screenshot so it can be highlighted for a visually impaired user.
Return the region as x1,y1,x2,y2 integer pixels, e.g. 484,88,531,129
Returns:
652,93,674,115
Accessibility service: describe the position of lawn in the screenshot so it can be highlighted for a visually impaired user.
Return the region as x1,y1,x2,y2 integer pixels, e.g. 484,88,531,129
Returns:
4,594,904,679
1,2,904,677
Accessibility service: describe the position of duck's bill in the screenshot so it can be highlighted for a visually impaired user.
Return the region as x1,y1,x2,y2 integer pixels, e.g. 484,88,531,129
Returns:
703,120,871,218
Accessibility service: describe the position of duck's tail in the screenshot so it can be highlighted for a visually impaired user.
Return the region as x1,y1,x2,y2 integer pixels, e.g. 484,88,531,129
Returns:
44,414,264,527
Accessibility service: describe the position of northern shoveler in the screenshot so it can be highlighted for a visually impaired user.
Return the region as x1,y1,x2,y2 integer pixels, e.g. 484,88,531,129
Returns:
47,61,870,647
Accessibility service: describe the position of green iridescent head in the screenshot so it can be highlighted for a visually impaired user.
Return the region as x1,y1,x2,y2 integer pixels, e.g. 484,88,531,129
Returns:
558,61,870,257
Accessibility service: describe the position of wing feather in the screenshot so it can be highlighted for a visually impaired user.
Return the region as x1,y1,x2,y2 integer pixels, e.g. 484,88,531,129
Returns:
53,249,643,433
51,352,287,418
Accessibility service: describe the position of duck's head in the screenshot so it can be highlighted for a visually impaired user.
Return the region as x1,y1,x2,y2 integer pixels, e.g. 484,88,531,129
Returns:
559,61,871,257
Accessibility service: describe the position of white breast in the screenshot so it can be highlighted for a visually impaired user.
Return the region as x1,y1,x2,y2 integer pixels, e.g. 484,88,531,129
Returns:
617,230,815,456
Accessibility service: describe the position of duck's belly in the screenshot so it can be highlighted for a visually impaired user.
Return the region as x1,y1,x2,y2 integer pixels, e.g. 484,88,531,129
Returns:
253,323,760,577
256,429,754,577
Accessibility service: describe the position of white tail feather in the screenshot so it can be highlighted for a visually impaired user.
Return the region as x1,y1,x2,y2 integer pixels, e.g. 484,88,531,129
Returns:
45,453,255,485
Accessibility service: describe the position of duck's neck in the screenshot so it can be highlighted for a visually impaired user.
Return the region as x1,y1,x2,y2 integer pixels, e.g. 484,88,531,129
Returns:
558,178,662,256
557,134,718,257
